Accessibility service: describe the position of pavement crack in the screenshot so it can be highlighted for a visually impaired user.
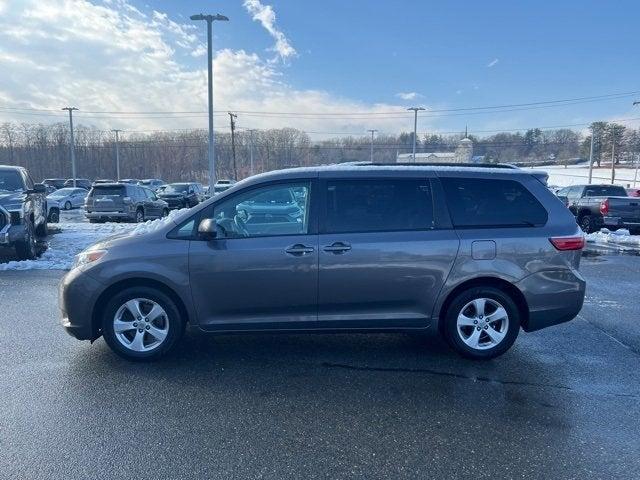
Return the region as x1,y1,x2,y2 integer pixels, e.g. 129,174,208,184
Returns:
321,361,640,400
321,361,575,391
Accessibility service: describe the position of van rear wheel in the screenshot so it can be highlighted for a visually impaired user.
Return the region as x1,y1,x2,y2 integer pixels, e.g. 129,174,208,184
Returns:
442,287,520,360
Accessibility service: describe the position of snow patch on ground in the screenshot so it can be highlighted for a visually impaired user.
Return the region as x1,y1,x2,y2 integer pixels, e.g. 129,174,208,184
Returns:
586,228,640,248
0,209,187,271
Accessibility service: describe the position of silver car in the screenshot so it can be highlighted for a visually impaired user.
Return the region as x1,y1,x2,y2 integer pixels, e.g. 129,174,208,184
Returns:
60,164,586,361
47,187,87,210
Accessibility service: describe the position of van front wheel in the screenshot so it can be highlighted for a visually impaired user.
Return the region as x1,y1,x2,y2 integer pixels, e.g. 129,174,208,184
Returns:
442,287,520,360
102,287,185,361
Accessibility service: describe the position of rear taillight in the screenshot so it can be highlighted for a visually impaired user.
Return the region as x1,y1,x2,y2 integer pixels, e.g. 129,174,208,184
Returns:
549,236,585,251
599,199,609,215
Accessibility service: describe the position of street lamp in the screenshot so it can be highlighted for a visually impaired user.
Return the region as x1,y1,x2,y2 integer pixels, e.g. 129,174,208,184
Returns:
634,101,640,186
191,12,229,193
367,129,377,162
407,107,425,161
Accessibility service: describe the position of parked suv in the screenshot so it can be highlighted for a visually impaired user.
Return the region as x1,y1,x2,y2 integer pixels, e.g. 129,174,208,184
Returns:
85,183,169,223
61,164,586,361
157,182,202,209
0,165,48,259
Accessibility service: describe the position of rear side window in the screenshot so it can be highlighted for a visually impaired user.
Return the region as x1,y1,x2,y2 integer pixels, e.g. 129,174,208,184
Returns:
325,179,434,233
91,185,125,197
583,185,628,197
440,177,547,228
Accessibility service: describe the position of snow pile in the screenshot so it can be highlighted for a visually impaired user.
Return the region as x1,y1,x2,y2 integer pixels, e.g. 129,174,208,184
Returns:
0,211,185,271
586,228,640,249
131,208,188,236
0,222,137,271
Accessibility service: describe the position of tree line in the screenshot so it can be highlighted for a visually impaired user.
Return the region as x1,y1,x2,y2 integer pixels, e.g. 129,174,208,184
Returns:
0,121,638,182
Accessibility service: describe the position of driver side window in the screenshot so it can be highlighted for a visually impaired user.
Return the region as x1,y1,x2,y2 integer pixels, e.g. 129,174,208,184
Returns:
211,181,311,239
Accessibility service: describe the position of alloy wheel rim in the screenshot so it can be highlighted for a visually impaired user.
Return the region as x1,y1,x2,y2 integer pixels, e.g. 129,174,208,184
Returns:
113,298,169,352
456,297,509,350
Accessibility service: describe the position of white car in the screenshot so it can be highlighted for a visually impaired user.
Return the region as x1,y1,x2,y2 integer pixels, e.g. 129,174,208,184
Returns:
47,187,87,210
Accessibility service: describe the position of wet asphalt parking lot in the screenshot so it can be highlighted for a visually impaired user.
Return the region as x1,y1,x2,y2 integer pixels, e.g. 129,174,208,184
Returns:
0,252,639,479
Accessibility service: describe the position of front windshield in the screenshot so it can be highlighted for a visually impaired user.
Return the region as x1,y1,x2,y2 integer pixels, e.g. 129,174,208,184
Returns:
163,184,188,194
0,171,23,192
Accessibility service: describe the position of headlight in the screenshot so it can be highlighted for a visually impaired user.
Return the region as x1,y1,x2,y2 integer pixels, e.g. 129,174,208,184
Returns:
74,249,107,268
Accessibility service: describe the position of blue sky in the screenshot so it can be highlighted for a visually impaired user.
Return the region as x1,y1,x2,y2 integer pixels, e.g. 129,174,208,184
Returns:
0,0,639,136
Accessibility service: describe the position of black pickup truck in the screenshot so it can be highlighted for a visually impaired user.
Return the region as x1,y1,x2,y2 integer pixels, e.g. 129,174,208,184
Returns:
0,165,48,259
556,184,640,233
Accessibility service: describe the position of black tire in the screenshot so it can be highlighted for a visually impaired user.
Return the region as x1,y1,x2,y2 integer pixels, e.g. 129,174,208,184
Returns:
579,214,594,233
135,208,145,223
15,220,38,260
64,201,72,210
48,208,60,223
35,218,48,238
442,286,520,360
101,286,185,361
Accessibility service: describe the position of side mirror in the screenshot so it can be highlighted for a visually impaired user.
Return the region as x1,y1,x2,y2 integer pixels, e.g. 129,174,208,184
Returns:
197,218,218,240
29,183,47,194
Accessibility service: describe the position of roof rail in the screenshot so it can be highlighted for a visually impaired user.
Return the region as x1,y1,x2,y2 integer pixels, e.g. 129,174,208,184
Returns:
335,161,519,169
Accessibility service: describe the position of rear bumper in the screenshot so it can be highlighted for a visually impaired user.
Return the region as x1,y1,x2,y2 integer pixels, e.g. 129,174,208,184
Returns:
602,216,640,229
59,267,104,340
86,211,133,220
517,269,586,332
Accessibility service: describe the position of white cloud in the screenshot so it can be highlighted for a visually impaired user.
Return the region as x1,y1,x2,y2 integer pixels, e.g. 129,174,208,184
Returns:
0,0,419,136
396,92,421,101
242,0,296,62
487,58,499,68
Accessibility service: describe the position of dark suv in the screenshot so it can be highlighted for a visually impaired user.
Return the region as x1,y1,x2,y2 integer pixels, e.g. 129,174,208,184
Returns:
61,164,586,361
157,182,202,209
0,165,48,259
85,183,169,223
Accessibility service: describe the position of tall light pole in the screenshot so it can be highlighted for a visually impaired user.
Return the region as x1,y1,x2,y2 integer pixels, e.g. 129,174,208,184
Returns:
62,107,78,187
112,129,122,180
407,107,425,161
248,129,257,176
587,127,595,184
633,101,639,186
191,13,229,193
610,124,617,184
228,112,238,179
367,129,377,162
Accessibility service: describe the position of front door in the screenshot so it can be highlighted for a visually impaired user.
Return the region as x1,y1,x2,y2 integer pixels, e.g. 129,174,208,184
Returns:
189,179,318,329
317,176,459,329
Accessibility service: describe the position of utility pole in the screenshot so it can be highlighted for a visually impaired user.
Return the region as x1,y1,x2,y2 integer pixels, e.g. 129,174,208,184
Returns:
587,128,595,184
407,107,425,161
112,129,122,180
228,112,238,180
190,13,229,193
610,124,616,184
248,129,257,176
367,129,377,162
634,102,640,186
62,107,78,187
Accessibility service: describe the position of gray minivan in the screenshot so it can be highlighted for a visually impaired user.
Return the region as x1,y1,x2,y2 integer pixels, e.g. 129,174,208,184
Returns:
61,164,586,361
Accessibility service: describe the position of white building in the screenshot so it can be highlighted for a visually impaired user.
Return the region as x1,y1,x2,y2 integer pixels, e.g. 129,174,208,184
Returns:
397,137,474,164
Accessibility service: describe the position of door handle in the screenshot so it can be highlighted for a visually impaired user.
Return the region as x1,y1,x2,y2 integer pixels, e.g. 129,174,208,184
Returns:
285,244,315,255
323,242,352,253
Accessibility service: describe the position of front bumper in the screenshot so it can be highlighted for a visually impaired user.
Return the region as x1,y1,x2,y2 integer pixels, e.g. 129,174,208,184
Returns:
59,267,105,340
517,268,586,332
0,221,27,246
